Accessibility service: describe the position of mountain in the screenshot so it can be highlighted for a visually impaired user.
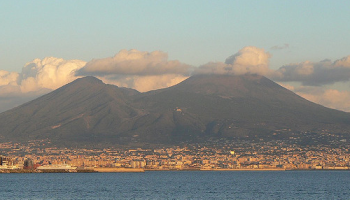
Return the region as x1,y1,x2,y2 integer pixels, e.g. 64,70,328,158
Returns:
0,77,142,146
0,75,349,147
134,74,350,140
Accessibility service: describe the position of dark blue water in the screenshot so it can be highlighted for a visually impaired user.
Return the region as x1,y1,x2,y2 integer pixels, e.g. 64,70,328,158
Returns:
0,171,349,199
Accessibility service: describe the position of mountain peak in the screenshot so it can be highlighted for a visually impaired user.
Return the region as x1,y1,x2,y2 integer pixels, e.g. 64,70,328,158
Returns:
54,76,105,93
72,76,104,85
170,74,285,98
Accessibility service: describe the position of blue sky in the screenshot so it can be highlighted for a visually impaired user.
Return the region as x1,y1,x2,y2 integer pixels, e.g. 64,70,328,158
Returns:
1,0,350,71
1,0,350,112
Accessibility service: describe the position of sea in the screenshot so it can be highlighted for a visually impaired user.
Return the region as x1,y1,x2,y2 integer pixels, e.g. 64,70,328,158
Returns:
0,171,349,200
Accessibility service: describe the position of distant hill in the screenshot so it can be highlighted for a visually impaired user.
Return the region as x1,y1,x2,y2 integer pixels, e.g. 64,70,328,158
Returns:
0,75,349,147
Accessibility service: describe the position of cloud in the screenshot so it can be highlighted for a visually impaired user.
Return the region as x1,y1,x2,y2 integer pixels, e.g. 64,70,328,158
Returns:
277,83,295,91
2,47,350,113
270,44,289,50
0,52,192,112
100,74,188,92
18,57,86,92
277,83,350,112
298,88,350,112
77,49,192,76
76,49,193,93
0,70,18,86
0,57,86,112
273,56,350,86
193,46,272,76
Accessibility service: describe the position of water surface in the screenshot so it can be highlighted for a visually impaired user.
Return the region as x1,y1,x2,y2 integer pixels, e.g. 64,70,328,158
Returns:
1,171,349,199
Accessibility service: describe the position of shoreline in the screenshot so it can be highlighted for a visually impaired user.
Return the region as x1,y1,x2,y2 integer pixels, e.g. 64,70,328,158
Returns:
93,167,144,172
199,168,286,171
1,168,350,173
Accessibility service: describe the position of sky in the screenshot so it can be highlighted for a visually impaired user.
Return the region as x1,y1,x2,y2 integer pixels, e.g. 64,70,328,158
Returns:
1,0,350,112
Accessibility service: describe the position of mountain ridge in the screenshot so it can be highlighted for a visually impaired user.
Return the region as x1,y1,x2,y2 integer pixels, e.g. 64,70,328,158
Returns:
0,75,349,147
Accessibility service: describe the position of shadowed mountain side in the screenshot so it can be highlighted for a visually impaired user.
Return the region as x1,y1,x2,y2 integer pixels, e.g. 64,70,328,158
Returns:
135,74,350,127
0,75,350,147
0,77,143,144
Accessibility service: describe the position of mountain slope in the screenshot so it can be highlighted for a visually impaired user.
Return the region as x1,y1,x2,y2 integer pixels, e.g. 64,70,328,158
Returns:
128,74,350,141
136,74,350,126
0,75,349,147
0,77,142,145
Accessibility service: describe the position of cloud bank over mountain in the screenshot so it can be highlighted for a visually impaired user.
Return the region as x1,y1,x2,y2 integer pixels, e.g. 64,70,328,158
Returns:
99,74,188,93
274,56,350,86
0,57,86,111
278,83,350,112
76,49,191,92
193,46,272,76
77,49,192,76
0,47,350,112
0,57,86,94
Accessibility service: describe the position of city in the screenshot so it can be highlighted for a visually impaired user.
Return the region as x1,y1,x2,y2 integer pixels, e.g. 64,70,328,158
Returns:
1,131,350,173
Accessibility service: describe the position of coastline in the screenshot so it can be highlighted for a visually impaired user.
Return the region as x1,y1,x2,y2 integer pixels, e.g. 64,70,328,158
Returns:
2,168,350,173
93,167,144,173
199,168,286,171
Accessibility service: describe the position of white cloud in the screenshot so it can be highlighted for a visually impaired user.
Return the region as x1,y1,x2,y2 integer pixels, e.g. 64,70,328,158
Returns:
0,70,18,86
77,49,192,76
194,46,272,76
76,49,193,93
18,57,86,92
0,57,86,112
299,89,350,112
1,47,350,113
273,56,350,86
0,52,192,112
277,83,350,112
100,74,188,92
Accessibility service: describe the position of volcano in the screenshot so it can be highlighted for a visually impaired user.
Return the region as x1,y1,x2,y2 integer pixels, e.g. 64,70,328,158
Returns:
0,75,349,147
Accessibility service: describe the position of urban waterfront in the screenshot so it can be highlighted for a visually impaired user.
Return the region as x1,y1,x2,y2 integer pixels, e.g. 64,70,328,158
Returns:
1,133,350,172
0,171,349,199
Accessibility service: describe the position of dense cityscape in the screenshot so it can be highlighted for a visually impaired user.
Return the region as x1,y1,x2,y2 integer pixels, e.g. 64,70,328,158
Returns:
1,130,350,173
